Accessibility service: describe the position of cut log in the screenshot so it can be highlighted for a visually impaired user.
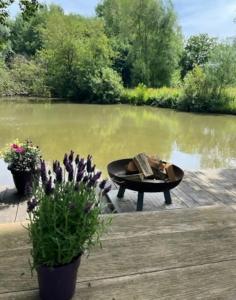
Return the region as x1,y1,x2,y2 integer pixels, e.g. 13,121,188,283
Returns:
126,161,139,174
152,168,168,181
165,163,176,182
133,153,154,178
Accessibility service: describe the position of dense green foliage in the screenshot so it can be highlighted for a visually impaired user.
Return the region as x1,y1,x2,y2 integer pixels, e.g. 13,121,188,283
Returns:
97,0,182,87
180,34,216,79
122,85,236,114
0,0,40,24
0,5,123,101
180,43,236,112
0,1,236,113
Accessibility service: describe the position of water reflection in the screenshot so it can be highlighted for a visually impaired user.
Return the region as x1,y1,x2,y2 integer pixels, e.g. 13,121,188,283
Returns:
0,101,235,179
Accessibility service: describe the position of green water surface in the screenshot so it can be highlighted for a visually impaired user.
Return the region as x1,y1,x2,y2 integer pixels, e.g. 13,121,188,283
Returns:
0,100,235,184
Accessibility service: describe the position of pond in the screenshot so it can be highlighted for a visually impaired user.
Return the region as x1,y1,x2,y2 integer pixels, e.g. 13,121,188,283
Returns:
0,100,235,185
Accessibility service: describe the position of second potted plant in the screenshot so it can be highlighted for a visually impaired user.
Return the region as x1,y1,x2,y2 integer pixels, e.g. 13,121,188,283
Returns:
1,139,41,195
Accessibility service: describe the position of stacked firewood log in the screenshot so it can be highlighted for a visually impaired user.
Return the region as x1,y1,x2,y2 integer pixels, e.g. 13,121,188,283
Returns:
125,153,176,182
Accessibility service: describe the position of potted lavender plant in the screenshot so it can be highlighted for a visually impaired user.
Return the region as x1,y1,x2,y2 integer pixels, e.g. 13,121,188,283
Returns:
26,152,111,300
0,139,41,195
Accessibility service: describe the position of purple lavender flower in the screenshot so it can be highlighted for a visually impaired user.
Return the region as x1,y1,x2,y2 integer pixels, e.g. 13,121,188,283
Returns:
53,160,60,173
91,164,96,173
63,154,68,166
82,176,89,184
102,184,112,196
87,172,101,188
78,158,86,172
68,169,74,182
40,160,47,184
86,155,92,173
45,176,53,195
65,161,73,173
75,155,80,165
87,178,96,188
55,166,63,183
69,150,74,163
99,179,107,190
76,170,84,183
93,171,102,181
27,197,38,213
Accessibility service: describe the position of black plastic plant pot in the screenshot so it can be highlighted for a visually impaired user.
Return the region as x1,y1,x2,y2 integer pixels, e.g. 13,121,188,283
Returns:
37,255,81,300
11,170,39,196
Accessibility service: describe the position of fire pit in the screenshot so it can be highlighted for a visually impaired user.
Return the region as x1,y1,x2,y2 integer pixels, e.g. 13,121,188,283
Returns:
107,158,184,211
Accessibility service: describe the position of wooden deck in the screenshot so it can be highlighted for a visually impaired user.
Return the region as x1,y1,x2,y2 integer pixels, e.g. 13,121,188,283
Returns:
1,205,236,299
0,169,235,223
107,169,236,213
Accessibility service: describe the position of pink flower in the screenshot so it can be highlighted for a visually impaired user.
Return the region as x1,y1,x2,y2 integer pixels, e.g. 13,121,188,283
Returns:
11,144,18,149
15,146,25,154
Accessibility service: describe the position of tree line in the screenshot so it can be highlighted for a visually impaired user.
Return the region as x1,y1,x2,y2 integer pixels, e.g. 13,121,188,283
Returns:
0,0,236,112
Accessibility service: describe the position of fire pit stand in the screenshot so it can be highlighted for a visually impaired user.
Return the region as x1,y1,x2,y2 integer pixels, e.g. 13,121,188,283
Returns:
117,187,172,211
107,159,184,212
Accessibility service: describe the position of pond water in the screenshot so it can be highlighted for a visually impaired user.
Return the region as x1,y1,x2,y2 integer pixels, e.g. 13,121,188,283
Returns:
0,100,235,185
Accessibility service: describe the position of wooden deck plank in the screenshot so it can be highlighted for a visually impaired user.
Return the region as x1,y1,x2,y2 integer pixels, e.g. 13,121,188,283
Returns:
176,179,215,206
0,205,235,252
1,225,236,294
1,206,236,295
2,259,236,300
190,171,236,205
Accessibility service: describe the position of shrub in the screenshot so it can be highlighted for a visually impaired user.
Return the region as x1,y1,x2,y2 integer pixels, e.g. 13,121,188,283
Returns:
0,60,17,96
122,85,181,108
179,66,210,112
10,55,50,97
90,67,124,103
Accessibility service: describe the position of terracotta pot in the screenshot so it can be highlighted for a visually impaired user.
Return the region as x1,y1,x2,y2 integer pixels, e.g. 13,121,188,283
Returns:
37,255,81,300
11,169,39,196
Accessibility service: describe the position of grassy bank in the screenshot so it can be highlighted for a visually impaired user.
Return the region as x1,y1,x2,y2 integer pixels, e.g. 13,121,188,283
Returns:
122,86,236,115
1,86,236,115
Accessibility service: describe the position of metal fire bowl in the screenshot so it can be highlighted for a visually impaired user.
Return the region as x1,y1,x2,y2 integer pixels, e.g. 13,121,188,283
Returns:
107,158,184,193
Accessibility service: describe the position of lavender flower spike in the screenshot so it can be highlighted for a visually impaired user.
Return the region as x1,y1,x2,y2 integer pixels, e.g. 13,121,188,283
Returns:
86,155,92,173
75,155,80,165
55,166,63,183
27,197,38,213
40,160,47,184
63,153,68,166
99,179,107,190
45,176,53,195
93,171,102,181
76,170,84,183
69,150,74,163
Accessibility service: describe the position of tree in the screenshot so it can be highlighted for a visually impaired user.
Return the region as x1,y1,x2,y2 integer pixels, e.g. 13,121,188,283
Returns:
9,5,49,56
0,0,40,24
39,9,123,100
180,33,216,79
97,0,182,87
181,43,236,112
205,43,236,96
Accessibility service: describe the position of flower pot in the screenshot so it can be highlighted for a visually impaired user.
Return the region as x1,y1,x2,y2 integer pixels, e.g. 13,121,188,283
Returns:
37,255,81,300
11,170,39,196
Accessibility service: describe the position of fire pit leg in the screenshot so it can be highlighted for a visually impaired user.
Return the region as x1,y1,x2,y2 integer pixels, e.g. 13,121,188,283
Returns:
164,190,172,205
137,192,144,211
117,186,126,198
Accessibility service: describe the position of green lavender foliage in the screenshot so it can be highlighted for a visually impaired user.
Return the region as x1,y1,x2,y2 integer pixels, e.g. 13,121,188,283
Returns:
27,181,110,269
